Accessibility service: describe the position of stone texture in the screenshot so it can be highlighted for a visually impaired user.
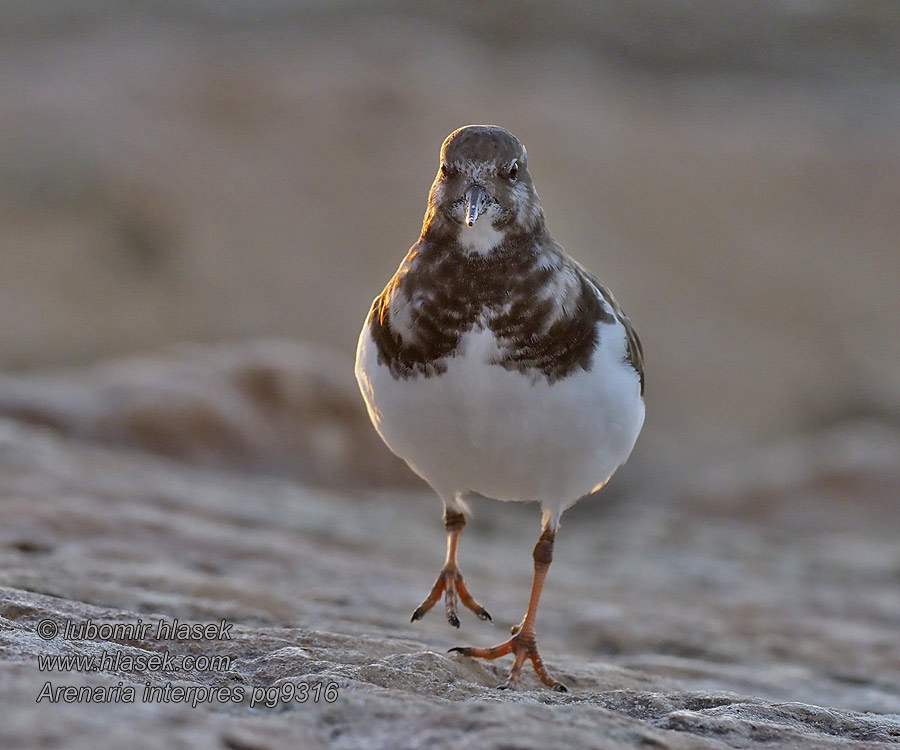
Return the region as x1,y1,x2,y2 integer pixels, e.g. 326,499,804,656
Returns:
0,357,898,748
0,340,417,489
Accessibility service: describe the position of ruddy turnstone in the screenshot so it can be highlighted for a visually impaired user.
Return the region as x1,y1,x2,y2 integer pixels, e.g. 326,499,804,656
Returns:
355,125,645,691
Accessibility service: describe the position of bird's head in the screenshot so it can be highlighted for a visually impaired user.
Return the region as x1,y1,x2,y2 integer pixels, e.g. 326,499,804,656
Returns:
422,125,543,253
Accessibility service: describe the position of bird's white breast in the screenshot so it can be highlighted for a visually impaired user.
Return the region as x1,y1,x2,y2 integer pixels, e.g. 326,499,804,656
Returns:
355,316,644,517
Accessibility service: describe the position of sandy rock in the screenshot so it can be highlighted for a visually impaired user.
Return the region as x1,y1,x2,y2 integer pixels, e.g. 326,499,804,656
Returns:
0,340,417,489
1,415,899,748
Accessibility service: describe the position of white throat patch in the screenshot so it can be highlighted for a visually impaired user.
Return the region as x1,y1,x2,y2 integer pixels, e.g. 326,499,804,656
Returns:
457,209,505,255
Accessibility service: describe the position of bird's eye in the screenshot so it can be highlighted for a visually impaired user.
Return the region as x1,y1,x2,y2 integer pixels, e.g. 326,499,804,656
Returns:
506,160,518,180
440,162,452,177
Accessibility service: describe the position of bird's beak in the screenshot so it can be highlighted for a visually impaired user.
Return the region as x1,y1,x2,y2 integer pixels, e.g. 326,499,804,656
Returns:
464,184,488,227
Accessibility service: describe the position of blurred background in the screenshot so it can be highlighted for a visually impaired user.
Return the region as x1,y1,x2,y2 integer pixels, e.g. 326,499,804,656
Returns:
1,0,899,493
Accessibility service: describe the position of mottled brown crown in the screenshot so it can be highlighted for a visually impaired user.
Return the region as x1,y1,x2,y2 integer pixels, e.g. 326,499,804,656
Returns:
440,125,527,170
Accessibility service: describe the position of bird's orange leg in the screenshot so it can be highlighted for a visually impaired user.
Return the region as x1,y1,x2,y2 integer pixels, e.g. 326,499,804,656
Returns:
450,525,567,691
411,509,492,627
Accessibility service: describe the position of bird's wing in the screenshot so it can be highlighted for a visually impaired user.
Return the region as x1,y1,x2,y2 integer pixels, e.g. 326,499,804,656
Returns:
573,260,644,396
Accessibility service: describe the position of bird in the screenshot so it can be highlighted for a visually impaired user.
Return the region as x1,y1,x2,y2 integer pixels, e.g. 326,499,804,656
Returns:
354,125,645,691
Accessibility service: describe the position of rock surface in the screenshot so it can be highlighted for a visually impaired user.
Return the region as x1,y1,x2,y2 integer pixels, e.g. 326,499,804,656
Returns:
0,340,416,489
1,362,898,748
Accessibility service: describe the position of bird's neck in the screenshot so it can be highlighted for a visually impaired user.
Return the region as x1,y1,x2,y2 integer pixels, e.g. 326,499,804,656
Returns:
421,214,547,258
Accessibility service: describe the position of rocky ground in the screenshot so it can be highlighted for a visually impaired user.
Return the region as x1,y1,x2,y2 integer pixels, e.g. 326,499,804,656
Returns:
1,344,898,749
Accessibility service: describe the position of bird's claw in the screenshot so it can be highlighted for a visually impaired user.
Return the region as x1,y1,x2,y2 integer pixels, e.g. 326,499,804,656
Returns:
449,630,567,692
411,565,491,627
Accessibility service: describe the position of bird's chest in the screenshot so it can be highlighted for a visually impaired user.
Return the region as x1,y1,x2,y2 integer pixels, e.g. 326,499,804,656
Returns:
356,318,641,502
373,259,551,380
363,322,530,436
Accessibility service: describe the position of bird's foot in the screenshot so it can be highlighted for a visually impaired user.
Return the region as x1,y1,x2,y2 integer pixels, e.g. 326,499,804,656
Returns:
449,626,567,692
410,564,491,628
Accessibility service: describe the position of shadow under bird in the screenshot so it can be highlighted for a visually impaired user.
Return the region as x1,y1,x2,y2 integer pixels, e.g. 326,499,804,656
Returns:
355,125,645,691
